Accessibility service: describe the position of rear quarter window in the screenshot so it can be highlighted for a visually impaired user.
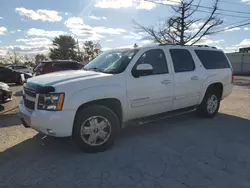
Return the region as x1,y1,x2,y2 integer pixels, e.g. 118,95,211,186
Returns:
195,50,230,69
34,62,49,71
53,62,79,70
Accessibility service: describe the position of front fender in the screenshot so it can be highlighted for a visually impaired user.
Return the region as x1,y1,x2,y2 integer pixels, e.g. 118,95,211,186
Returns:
64,84,128,119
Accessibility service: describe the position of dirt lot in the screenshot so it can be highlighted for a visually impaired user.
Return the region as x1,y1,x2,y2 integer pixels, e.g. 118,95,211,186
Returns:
0,77,250,188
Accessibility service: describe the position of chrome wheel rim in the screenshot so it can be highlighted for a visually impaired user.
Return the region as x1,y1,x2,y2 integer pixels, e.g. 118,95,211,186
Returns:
207,95,218,114
80,116,111,146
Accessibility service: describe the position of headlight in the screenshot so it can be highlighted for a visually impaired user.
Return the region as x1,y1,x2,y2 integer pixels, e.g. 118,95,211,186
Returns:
37,93,64,111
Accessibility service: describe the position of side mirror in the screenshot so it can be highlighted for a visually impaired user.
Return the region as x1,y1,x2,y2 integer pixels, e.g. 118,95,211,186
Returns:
132,64,153,78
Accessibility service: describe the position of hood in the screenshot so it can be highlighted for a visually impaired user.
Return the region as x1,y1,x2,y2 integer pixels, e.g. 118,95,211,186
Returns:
27,70,107,86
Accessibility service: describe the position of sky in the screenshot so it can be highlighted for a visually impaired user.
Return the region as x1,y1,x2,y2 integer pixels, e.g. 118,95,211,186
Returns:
0,0,250,57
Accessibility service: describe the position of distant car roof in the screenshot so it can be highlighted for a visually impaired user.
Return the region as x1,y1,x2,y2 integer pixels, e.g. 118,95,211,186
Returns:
41,60,78,63
6,64,28,66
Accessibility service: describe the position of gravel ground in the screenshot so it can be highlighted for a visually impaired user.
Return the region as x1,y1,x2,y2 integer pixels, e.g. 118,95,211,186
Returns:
0,77,249,188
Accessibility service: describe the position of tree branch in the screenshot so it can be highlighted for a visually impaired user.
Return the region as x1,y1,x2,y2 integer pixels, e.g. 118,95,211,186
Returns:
186,0,220,43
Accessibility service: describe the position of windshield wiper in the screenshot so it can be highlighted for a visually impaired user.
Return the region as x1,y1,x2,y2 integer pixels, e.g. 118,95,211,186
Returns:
84,67,104,72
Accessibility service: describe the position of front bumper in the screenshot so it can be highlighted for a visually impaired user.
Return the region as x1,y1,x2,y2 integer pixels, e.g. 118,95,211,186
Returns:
18,101,76,137
0,89,12,103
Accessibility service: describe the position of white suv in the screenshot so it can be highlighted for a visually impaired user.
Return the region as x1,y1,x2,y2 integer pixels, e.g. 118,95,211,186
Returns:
19,45,233,152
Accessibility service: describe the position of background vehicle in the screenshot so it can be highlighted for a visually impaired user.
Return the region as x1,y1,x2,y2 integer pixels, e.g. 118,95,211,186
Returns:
0,82,12,103
6,65,33,74
0,66,32,85
34,60,84,76
19,45,233,153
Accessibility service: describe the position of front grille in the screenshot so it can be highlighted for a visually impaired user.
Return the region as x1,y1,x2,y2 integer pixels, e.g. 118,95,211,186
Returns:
23,87,36,110
24,88,36,98
24,99,35,110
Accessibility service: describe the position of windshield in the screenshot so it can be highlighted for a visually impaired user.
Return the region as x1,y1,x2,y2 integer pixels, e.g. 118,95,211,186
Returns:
84,49,139,74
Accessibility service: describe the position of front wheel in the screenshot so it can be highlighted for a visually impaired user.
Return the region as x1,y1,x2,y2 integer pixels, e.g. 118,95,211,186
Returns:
72,105,120,153
196,90,220,118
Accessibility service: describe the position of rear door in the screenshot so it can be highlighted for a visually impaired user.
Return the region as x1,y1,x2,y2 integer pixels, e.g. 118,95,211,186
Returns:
169,48,203,110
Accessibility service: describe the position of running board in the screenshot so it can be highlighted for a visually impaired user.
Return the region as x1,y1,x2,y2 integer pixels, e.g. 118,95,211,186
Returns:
125,106,196,126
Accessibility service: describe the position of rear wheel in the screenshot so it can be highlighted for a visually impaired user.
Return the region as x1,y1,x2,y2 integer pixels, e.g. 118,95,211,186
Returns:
196,89,220,118
72,105,120,153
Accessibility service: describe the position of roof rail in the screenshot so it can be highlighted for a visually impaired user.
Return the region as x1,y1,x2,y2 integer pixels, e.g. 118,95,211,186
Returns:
158,44,183,46
193,45,217,49
158,44,217,49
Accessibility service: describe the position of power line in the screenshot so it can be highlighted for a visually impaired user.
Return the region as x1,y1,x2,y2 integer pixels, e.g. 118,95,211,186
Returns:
210,22,250,34
149,0,250,15
145,0,250,19
220,0,250,6
221,18,250,28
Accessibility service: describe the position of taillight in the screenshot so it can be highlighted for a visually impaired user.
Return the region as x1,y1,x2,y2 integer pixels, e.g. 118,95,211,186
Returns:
231,68,234,84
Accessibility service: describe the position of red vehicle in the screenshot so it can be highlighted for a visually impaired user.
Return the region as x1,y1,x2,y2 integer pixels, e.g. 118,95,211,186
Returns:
34,60,84,76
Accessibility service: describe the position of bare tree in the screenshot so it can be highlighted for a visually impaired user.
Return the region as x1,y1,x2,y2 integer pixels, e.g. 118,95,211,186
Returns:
134,0,223,45
82,41,101,63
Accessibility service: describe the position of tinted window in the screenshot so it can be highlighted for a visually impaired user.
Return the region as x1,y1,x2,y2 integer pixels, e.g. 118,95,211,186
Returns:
170,49,195,73
135,49,168,75
20,66,27,69
195,50,230,69
15,66,25,69
34,62,49,71
53,62,79,70
0,67,11,72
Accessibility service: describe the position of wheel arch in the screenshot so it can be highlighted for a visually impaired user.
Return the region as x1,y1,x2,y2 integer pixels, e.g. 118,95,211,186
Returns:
74,98,123,126
199,82,224,104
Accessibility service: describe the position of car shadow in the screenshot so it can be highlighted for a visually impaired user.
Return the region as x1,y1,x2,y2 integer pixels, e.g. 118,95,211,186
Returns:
14,90,23,97
0,113,21,127
234,77,250,87
0,113,250,187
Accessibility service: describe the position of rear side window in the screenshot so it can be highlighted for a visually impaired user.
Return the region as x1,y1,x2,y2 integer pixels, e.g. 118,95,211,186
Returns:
35,62,47,71
53,62,79,70
170,49,195,73
195,50,230,69
16,66,27,69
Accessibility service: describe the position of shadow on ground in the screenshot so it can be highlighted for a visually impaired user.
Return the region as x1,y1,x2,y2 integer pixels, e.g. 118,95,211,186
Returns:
14,90,23,97
0,113,20,127
1,113,250,188
234,77,250,87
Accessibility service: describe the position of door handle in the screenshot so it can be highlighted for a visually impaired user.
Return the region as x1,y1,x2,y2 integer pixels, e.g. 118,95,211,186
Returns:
161,80,172,85
191,76,198,80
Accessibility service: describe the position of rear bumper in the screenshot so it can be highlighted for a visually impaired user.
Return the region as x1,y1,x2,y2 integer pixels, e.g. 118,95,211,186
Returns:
18,101,76,137
222,84,233,99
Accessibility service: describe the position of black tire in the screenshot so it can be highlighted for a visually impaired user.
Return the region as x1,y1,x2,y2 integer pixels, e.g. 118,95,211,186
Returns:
196,88,220,118
72,105,120,153
1,91,4,103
